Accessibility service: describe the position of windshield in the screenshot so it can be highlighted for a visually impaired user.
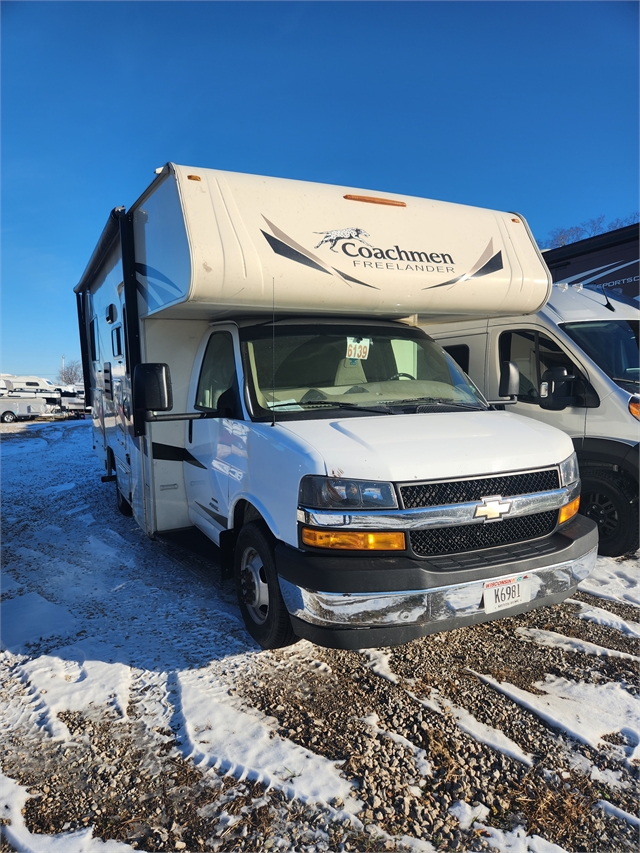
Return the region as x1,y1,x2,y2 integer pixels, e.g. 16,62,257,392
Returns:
561,320,639,393
240,323,487,419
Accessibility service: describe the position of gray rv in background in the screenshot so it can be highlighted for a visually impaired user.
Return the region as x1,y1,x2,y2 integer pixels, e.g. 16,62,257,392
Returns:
543,223,639,302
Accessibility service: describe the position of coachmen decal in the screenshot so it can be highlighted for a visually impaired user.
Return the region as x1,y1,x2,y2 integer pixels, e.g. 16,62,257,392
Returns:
261,216,503,291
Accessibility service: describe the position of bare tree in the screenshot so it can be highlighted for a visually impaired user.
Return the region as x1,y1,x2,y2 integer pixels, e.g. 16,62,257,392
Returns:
606,212,640,231
57,359,83,386
540,212,639,249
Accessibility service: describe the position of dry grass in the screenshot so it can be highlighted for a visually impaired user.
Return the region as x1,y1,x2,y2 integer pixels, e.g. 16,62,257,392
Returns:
511,769,596,846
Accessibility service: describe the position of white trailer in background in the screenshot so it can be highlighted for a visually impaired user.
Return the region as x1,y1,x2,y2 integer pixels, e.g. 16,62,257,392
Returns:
0,396,48,423
74,164,597,650
0,375,88,420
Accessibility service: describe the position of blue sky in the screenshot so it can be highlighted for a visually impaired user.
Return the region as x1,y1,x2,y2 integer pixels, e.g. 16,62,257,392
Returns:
2,0,638,379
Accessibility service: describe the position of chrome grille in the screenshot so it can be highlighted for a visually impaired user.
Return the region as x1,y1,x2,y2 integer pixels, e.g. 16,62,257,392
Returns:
400,469,559,509
409,511,558,557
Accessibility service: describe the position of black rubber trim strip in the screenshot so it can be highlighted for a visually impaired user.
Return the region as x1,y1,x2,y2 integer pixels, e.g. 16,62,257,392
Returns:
76,291,92,403
195,502,227,528
152,442,206,469
119,212,144,436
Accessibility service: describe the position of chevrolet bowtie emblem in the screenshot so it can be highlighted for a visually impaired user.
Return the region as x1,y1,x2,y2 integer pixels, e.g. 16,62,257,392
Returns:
474,496,512,521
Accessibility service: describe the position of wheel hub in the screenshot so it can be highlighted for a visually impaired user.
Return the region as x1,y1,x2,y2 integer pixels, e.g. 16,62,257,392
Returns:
239,547,270,624
584,492,618,538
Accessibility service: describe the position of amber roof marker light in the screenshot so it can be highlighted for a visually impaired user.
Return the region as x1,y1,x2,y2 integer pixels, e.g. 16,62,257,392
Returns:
344,194,407,207
187,175,202,181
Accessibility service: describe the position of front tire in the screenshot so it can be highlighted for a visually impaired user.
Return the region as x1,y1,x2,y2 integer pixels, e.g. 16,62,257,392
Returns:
234,522,297,649
579,469,638,557
1,411,17,423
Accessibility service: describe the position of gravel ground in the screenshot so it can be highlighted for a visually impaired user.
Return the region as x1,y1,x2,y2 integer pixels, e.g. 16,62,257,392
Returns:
1,421,638,852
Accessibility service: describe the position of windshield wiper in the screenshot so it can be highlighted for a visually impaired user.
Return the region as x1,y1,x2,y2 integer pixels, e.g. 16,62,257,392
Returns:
384,396,486,411
612,377,640,384
268,399,393,414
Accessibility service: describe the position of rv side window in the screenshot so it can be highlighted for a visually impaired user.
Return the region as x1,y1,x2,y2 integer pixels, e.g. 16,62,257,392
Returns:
442,344,470,374
499,330,582,404
89,318,99,362
111,325,123,359
195,332,237,412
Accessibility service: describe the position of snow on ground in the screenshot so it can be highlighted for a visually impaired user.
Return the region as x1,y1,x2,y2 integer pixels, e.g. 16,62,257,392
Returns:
566,597,640,638
471,671,640,766
577,556,640,607
516,626,640,662
1,420,639,853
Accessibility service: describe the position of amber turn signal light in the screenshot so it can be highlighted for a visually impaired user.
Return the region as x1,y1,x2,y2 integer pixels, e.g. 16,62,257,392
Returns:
301,528,406,550
558,497,580,525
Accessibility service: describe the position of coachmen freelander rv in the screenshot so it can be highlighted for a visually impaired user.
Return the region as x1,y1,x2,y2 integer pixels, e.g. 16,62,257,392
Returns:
74,164,597,650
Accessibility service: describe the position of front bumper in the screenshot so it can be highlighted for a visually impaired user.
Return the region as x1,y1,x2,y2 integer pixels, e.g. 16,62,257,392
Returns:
276,514,598,649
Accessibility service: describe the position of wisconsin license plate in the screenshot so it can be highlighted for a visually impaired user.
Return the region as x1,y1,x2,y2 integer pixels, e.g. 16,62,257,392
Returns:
483,574,531,614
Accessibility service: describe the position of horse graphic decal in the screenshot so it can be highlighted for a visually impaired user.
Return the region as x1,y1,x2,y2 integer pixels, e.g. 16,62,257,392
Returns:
314,228,372,253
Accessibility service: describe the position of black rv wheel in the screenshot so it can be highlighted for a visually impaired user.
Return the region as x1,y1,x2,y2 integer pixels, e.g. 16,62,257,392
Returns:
115,473,133,517
234,522,297,649
1,411,17,423
579,469,638,557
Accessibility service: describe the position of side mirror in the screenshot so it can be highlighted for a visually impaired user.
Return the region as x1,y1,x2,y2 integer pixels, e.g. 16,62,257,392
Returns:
133,363,173,413
498,361,520,398
539,367,577,411
486,361,519,406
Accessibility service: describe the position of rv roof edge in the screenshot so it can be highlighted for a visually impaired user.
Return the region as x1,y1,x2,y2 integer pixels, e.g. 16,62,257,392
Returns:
74,206,126,294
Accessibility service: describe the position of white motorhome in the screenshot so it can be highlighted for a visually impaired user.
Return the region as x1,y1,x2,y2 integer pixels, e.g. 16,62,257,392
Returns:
74,164,597,649
422,286,639,556
0,374,58,395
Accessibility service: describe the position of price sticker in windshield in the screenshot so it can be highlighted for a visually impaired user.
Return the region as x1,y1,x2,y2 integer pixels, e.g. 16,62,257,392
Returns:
346,337,371,360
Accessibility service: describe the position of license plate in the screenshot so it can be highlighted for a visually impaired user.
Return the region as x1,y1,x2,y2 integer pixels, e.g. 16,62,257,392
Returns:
483,574,531,614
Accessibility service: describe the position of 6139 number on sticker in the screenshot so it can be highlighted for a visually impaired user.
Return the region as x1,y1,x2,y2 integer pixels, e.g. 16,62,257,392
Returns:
346,337,371,360
483,574,531,614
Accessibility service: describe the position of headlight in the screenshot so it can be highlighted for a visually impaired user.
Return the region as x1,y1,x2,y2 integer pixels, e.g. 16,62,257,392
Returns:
559,452,579,487
629,397,640,422
299,476,398,509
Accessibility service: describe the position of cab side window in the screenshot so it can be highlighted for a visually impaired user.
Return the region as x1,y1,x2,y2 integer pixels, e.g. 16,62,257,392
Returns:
195,332,238,413
442,344,470,375
499,330,581,404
